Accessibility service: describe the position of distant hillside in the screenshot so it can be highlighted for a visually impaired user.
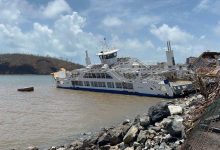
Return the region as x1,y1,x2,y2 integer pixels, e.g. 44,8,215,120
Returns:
0,54,83,74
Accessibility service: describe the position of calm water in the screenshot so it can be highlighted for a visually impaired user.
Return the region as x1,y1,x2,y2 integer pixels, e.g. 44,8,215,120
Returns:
0,75,162,149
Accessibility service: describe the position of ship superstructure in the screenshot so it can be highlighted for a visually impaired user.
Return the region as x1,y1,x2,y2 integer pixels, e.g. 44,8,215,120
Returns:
53,43,194,98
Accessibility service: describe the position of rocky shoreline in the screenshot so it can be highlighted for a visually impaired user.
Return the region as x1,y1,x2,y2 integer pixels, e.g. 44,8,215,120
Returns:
19,92,213,150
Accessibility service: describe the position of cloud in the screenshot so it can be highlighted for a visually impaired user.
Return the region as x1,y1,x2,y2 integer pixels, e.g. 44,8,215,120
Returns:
194,0,220,15
33,23,53,35
108,35,161,64
0,0,22,25
102,16,123,27
0,1,99,64
194,0,210,11
150,24,194,43
134,16,160,27
54,12,85,35
42,0,71,18
111,35,154,51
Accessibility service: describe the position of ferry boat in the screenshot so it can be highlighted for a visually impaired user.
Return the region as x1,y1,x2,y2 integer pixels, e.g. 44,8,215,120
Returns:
52,42,194,98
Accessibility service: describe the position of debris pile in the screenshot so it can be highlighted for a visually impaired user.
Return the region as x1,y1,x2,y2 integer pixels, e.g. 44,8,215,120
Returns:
189,51,220,75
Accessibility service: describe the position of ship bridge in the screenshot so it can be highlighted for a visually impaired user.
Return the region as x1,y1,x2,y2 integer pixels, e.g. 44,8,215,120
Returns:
97,49,119,66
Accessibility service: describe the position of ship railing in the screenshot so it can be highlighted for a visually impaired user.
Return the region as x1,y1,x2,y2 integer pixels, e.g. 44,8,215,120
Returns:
113,57,148,69
110,70,127,82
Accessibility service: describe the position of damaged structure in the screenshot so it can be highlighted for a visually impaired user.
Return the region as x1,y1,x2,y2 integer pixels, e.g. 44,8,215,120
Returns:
53,41,195,98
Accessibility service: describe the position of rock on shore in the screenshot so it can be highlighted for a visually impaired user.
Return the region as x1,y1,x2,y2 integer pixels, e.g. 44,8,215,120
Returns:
21,94,206,150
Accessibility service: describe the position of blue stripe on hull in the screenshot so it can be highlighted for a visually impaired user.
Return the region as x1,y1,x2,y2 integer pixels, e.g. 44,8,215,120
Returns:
57,86,173,99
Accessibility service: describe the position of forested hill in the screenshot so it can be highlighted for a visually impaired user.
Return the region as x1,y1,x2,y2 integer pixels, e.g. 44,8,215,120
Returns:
0,54,83,74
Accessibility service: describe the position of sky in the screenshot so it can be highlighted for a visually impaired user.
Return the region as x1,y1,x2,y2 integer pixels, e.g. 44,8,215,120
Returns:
0,0,220,65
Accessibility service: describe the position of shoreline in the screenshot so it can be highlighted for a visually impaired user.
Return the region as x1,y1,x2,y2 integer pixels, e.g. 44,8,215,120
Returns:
19,92,218,150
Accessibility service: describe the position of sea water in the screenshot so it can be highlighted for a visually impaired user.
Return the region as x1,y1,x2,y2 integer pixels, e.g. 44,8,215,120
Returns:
0,75,162,149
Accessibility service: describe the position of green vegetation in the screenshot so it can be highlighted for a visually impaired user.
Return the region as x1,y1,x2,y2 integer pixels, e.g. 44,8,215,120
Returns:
0,54,83,74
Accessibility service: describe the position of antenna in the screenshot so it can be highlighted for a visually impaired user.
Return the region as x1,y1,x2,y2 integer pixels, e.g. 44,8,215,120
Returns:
103,37,109,50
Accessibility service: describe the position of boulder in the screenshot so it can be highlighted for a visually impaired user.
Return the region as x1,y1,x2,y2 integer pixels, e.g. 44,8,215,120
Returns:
137,130,147,144
26,146,38,150
148,102,171,123
98,133,111,146
124,147,134,150
121,123,132,136
123,119,130,125
82,133,99,148
159,142,172,150
149,126,161,132
133,141,140,147
163,134,172,142
147,129,156,135
197,94,203,99
166,116,184,138
100,145,111,150
118,142,125,149
160,118,172,127
133,115,141,125
70,140,83,149
57,148,65,150
168,105,183,115
139,115,150,128
49,146,56,150
107,126,124,146
109,145,119,150
135,146,143,150
123,125,139,144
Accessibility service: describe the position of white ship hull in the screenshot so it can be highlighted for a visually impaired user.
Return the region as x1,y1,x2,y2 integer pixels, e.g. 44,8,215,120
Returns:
57,85,173,98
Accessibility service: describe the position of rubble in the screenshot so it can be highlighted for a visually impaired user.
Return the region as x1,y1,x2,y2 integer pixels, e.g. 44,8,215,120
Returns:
168,105,183,115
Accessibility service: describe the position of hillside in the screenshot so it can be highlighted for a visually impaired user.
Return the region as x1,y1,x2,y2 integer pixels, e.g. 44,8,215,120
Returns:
0,54,83,74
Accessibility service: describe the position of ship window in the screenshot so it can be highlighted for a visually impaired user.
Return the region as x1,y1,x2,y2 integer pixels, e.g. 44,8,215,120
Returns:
79,81,83,86
72,81,83,86
90,81,106,87
122,82,133,89
96,73,101,78
105,53,116,59
106,54,110,59
107,82,114,88
83,73,89,78
98,82,106,87
101,73,105,78
84,81,90,86
115,82,122,88
90,81,95,87
92,73,96,78
84,73,112,79
105,73,112,79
